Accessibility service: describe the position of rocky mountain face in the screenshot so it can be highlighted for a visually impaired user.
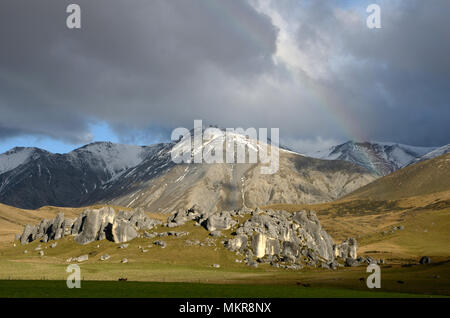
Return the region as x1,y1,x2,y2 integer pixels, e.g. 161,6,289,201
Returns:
93,133,376,213
0,142,166,209
308,141,435,176
18,205,369,269
0,134,376,211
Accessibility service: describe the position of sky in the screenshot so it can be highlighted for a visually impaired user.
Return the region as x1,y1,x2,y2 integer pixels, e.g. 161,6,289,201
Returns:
0,0,449,154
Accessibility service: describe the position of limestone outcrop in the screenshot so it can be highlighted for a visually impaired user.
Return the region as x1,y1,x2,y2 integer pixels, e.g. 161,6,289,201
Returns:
19,207,161,245
18,204,364,270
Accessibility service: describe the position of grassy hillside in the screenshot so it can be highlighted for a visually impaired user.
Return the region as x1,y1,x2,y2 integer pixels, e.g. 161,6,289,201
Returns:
267,190,450,258
1,155,449,297
343,153,450,201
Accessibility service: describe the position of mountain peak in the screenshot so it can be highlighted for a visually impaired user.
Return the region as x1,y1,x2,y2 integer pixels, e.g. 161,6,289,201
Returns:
0,147,50,175
308,140,436,176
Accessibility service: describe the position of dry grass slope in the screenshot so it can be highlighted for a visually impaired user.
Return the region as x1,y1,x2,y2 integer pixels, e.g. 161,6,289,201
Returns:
344,153,450,201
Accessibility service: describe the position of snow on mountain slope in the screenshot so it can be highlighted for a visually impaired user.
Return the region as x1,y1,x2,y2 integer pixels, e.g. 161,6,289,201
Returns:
94,131,376,212
410,144,450,164
0,147,48,175
307,141,435,176
0,142,162,209
68,142,150,180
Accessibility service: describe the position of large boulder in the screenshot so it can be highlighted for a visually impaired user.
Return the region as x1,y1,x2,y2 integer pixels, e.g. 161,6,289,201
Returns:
225,235,248,252
20,224,36,244
205,211,237,232
167,206,202,227
252,233,267,258
72,211,87,235
50,213,65,240
112,219,138,243
293,210,334,261
129,208,161,230
75,210,102,245
334,238,358,260
419,256,432,264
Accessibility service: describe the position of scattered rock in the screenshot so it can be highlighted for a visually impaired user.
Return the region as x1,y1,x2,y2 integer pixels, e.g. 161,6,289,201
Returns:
39,250,44,257
121,258,128,264
185,239,200,246
144,231,158,239
100,254,110,261
50,242,57,248
247,260,258,268
419,256,432,264
210,231,222,237
119,244,129,249
345,258,360,267
76,254,89,262
212,264,220,268
154,240,167,248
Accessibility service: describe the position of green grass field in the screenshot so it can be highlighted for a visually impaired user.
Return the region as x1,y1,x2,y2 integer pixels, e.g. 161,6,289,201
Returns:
0,280,445,298
1,195,449,298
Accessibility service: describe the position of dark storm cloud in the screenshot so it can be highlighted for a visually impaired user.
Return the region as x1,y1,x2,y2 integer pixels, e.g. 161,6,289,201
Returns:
284,0,450,146
0,0,278,143
0,0,449,148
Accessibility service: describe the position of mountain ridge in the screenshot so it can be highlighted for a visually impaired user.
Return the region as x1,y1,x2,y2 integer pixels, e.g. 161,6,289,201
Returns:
307,140,436,176
0,135,376,211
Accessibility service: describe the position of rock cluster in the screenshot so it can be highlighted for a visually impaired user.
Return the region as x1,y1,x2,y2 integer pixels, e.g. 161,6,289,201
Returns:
345,255,380,267
17,203,365,270
19,207,162,245
223,209,342,268
19,212,72,245
167,204,244,230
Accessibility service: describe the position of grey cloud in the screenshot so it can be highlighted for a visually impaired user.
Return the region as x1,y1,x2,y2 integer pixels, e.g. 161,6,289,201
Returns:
286,0,450,146
0,0,449,148
0,0,278,142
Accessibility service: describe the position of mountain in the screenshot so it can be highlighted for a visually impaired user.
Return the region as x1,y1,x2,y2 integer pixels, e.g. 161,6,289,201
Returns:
0,133,376,211
0,142,164,209
410,144,450,164
344,153,450,201
307,141,435,176
0,147,48,175
88,131,376,213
